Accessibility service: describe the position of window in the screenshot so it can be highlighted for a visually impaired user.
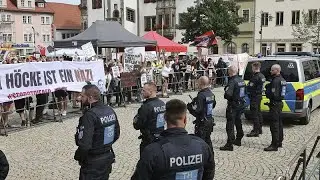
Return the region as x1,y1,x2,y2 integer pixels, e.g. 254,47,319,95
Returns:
3,34,13,42
276,43,286,52
241,43,249,53
24,34,28,42
45,17,50,24
126,8,135,23
311,60,320,78
7,34,12,42
144,16,156,31
23,16,27,23
6,15,11,21
62,33,66,39
276,12,284,26
261,12,269,26
291,43,302,52
46,35,50,42
179,13,187,26
313,44,320,54
302,61,318,81
226,42,236,54
41,17,45,24
292,10,300,25
0,0,2,6
261,43,271,56
42,35,46,42
27,1,31,7
28,34,32,42
242,9,249,23
1,14,5,21
92,0,102,9
244,61,299,82
308,9,318,25
158,15,163,25
38,3,44,7
21,0,24,7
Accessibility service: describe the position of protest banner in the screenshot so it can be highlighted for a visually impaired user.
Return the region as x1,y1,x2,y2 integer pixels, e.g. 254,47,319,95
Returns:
0,61,105,103
124,47,145,72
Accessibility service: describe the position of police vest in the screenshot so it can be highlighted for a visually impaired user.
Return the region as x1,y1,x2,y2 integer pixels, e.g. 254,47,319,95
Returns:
152,104,166,134
204,95,215,119
155,137,205,180
88,105,118,150
234,78,246,101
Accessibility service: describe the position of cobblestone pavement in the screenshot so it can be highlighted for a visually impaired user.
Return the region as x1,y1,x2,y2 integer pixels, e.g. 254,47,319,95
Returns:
1,87,320,180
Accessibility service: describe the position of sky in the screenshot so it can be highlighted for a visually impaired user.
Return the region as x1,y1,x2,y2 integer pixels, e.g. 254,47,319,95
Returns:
45,0,80,5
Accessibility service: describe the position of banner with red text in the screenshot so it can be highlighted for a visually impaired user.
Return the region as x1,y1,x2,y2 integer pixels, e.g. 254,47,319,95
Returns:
0,61,105,103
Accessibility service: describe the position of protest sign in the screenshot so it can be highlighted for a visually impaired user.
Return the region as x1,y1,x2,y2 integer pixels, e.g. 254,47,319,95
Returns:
0,61,105,103
140,73,147,86
145,51,157,62
81,42,96,58
124,47,145,72
112,66,120,77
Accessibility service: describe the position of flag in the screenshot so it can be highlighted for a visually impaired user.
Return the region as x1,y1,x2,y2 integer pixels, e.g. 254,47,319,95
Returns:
192,30,218,47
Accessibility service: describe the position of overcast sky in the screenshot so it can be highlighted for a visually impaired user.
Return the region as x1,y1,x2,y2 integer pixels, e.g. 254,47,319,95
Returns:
46,0,80,5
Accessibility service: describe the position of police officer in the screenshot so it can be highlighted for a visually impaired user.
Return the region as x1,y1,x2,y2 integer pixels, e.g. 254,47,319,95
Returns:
74,84,120,179
187,76,216,151
264,64,286,151
133,82,166,155
246,62,266,137
131,99,215,180
220,65,245,151
0,150,9,180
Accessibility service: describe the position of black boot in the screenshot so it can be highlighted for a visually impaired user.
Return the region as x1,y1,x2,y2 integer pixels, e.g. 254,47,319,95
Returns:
246,131,259,137
264,145,278,151
220,143,233,151
233,139,242,146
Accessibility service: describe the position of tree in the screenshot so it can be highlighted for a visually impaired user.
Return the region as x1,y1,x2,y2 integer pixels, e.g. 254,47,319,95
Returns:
179,0,243,43
292,9,320,53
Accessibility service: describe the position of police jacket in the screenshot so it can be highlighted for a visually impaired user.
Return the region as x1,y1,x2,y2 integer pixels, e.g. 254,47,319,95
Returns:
247,72,266,97
131,128,215,180
265,74,286,102
133,97,166,140
0,150,9,180
188,88,216,121
224,75,246,104
74,102,120,164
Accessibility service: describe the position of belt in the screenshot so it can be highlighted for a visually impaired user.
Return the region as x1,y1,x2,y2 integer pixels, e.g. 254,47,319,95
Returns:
89,146,112,155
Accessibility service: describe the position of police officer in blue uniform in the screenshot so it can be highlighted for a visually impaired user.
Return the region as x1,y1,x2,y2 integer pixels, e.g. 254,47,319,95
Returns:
131,99,215,180
187,76,216,152
133,82,166,156
220,65,245,151
0,150,9,180
74,84,120,180
264,64,286,151
246,62,266,137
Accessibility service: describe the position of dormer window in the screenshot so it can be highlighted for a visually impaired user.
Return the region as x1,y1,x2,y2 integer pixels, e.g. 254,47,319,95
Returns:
38,3,44,7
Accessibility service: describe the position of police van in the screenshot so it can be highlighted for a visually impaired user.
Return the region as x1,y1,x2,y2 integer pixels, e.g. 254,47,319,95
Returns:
243,53,320,125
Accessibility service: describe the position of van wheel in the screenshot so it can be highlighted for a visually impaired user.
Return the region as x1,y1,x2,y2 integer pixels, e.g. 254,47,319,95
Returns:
300,103,311,125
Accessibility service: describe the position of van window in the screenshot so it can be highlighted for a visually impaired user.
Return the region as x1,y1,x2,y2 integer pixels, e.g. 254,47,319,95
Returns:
303,61,320,81
244,60,299,82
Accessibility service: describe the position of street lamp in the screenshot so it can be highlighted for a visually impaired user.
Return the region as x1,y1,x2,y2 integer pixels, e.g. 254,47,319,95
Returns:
31,26,36,52
252,11,273,55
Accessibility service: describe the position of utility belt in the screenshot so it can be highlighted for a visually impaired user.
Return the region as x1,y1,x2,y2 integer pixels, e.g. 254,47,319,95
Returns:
138,132,161,142
264,100,283,107
227,100,244,106
88,146,113,156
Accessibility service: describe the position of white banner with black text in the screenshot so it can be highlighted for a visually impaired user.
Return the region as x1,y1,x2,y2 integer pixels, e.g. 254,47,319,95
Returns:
0,61,106,103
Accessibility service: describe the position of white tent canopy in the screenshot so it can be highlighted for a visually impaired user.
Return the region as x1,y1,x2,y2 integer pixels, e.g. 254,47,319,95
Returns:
47,48,85,57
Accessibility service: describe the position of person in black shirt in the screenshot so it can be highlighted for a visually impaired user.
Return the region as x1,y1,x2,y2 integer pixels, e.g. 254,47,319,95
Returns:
74,84,120,179
0,150,9,180
264,64,286,151
133,82,166,155
171,59,183,93
246,62,266,137
131,99,215,180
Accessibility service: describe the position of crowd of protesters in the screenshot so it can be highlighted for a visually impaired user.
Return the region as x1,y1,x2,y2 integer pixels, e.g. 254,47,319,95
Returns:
0,55,229,130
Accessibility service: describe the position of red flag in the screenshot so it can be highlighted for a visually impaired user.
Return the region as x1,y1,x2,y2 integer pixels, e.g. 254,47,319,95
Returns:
193,30,217,47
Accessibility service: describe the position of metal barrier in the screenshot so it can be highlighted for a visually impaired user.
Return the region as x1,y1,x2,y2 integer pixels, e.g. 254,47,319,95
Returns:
0,70,230,136
274,128,320,180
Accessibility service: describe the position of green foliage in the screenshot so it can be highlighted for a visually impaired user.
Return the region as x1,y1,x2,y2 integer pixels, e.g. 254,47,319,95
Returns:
292,9,320,45
179,0,243,43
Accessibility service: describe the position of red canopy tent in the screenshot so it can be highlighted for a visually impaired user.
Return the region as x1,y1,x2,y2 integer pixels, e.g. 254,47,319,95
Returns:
142,31,187,52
